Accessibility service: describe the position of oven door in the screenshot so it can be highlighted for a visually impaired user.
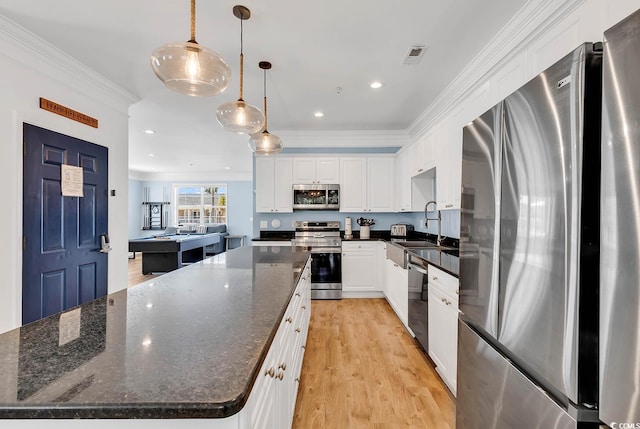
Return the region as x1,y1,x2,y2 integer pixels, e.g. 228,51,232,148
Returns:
310,249,342,299
408,262,429,351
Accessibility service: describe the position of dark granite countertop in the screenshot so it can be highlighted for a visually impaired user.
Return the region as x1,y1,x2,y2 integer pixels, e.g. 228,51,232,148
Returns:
406,247,460,277
0,247,309,419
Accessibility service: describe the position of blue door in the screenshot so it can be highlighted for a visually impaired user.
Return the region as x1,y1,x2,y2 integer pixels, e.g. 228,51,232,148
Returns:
22,123,108,324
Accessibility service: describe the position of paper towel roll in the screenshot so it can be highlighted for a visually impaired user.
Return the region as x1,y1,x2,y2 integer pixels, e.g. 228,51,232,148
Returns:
345,217,352,238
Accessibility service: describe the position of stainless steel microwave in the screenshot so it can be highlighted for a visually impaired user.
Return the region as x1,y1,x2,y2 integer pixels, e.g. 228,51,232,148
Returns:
292,184,340,210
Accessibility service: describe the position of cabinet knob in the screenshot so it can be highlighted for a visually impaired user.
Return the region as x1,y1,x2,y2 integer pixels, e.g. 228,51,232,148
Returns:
279,362,287,371
295,378,300,383
296,292,301,297
265,367,275,378
432,276,438,280
418,168,424,172
286,317,293,323
301,305,306,310
276,371,284,380
393,263,398,267
441,298,447,303
295,327,301,333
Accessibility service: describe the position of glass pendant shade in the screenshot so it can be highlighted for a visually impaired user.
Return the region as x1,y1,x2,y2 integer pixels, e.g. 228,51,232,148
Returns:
249,60,283,155
151,41,231,97
248,131,283,155
216,99,264,134
216,5,264,134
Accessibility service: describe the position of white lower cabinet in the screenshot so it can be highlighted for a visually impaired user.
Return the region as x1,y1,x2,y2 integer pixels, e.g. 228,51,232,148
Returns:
342,241,380,292
245,259,311,428
426,264,459,396
383,256,409,330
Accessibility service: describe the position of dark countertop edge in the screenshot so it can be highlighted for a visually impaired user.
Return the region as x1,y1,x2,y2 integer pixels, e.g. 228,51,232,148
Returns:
406,248,460,278
426,260,459,278
0,402,241,419
1,257,308,420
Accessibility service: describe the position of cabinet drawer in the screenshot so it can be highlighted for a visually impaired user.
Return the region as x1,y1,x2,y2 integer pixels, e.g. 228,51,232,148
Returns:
342,241,378,251
428,264,459,301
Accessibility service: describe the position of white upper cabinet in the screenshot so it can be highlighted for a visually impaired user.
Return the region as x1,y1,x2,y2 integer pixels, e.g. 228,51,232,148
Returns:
255,157,293,213
394,149,411,212
367,157,395,212
434,116,462,211
339,158,366,212
292,157,339,184
340,157,394,212
408,131,435,177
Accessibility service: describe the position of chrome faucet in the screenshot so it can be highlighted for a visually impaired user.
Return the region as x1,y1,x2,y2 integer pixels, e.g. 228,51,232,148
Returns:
424,200,442,246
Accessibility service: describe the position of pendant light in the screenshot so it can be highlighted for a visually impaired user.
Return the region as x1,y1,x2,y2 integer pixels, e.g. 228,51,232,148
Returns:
216,5,264,134
151,0,231,97
249,61,283,155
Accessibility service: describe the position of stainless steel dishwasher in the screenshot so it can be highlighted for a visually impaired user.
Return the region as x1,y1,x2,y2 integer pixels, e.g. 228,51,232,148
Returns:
407,252,429,352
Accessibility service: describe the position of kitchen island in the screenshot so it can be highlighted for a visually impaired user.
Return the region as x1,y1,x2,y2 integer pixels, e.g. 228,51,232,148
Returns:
0,247,311,428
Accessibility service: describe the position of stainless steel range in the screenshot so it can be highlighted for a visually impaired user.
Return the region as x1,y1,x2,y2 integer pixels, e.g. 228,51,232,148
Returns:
291,221,342,299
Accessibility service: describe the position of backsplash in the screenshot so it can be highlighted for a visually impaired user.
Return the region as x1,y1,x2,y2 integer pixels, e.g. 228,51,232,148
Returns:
253,209,460,239
253,211,416,236
408,209,460,239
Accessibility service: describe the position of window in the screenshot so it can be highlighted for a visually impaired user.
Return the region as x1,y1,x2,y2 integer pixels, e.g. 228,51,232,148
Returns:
174,185,227,226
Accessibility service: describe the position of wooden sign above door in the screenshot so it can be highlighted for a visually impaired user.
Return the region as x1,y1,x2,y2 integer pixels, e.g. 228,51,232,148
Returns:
39,98,99,128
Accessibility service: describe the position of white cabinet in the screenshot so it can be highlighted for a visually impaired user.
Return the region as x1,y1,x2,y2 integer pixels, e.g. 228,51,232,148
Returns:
366,157,395,212
394,149,411,212
342,241,379,292
383,251,409,329
434,103,466,211
427,264,459,396
292,157,339,184
246,259,311,429
339,157,394,212
407,131,435,177
255,157,293,213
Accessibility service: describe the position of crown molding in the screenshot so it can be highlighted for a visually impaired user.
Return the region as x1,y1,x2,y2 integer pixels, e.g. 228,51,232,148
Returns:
0,14,139,110
407,0,587,141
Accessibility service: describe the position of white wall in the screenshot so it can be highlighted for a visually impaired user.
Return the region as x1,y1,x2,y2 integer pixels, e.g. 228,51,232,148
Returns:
0,16,137,333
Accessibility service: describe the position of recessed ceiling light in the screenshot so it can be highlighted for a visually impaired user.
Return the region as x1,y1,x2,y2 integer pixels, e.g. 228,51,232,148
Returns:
147,153,155,157
370,81,383,89
314,112,324,118
225,166,231,170
144,129,155,134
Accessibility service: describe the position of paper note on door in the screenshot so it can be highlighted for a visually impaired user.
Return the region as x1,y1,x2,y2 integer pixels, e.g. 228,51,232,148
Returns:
61,164,84,197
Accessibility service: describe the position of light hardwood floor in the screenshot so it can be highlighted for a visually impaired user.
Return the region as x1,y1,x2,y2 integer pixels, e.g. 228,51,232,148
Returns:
292,299,456,429
127,255,161,287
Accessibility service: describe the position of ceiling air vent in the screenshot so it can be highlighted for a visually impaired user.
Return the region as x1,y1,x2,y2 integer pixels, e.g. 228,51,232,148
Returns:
402,45,426,65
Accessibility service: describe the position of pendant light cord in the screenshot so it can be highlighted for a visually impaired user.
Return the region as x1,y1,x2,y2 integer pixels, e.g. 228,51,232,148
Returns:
189,0,196,43
239,17,244,101
262,68,268,131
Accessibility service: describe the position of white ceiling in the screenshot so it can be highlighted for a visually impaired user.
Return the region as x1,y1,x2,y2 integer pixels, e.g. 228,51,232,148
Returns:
0,0,528,180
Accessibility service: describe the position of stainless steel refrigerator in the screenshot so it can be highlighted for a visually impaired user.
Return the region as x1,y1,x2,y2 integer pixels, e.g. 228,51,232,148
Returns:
457,42,602,428
600,9,640,427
